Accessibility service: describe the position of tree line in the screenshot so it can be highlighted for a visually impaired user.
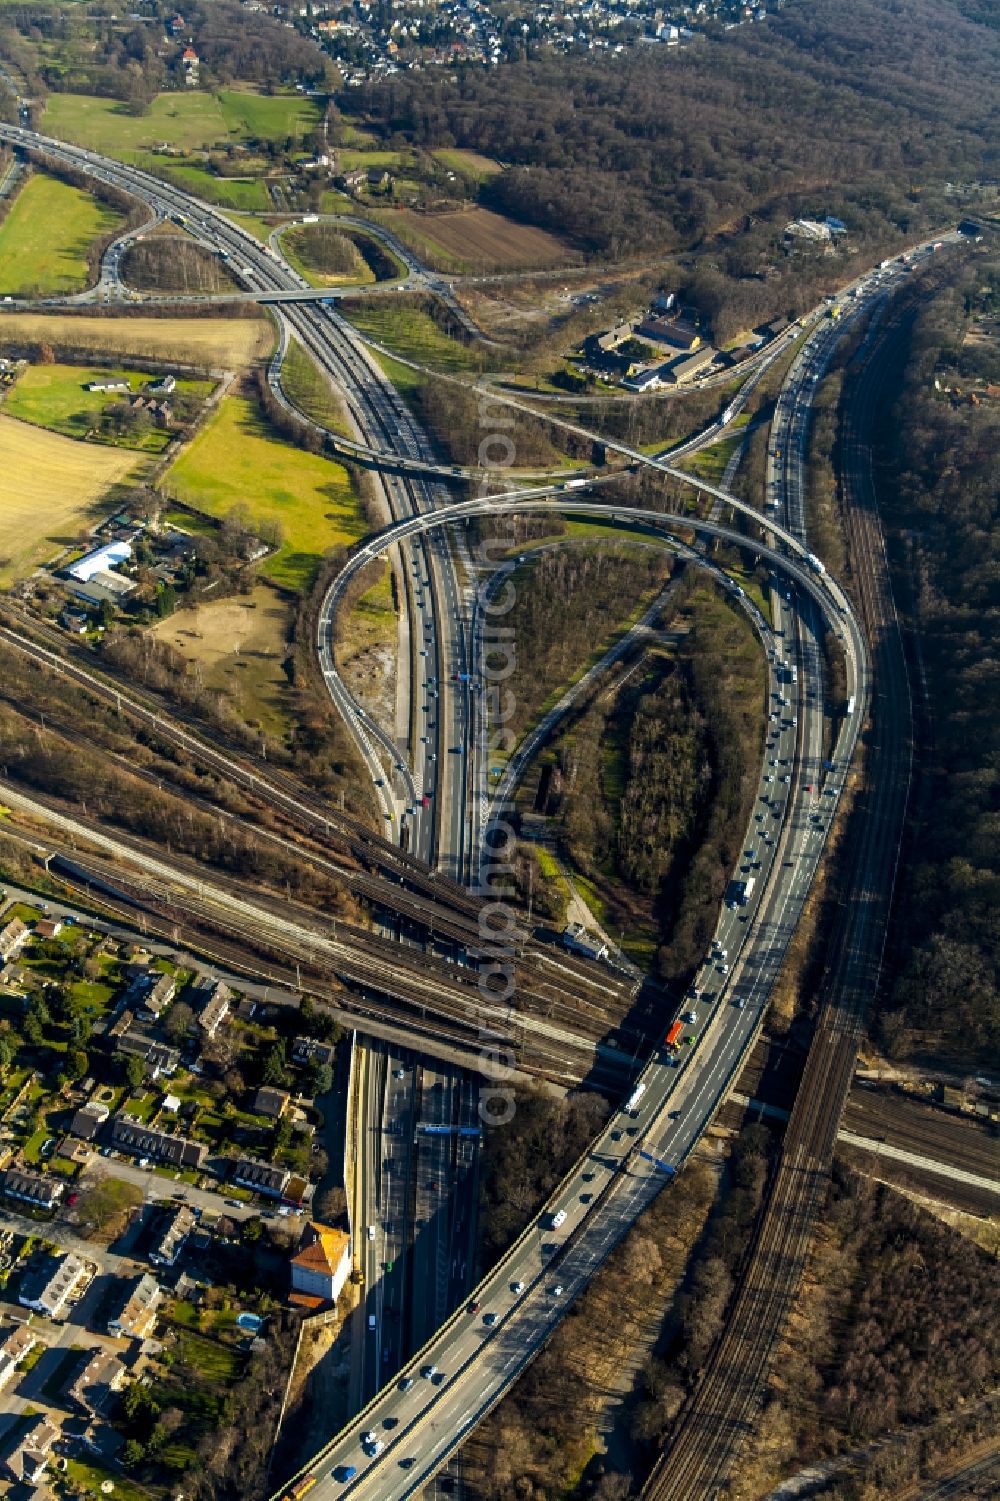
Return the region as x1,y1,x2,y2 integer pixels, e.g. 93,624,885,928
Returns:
870,258,1000,1067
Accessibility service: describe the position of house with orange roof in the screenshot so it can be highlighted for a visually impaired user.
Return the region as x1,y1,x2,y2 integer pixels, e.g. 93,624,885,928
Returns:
289,1221,351,1305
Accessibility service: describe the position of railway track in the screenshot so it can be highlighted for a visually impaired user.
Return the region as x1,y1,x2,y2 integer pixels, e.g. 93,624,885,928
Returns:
2,766,638,1082
641,288,922,1500
0,614,480,923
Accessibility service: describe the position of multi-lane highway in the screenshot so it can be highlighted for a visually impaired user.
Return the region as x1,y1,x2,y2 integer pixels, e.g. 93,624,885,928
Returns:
0,117,969,1500
0,121,472,881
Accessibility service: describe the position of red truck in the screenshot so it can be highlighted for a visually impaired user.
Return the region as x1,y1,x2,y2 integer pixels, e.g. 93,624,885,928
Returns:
665,1020,684,1050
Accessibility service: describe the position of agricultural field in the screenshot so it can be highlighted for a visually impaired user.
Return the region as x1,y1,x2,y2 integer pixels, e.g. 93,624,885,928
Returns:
3,362,214,450
0,312,273,368
40,89,322,157
0,415,138,585
387,206,578,273
0,174,123,295
151,581,294,738
161,393,364,591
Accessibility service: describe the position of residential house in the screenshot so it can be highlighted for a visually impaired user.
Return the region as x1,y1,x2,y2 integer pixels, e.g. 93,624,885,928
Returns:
233,1156,290,1198
0,917,29,962
181,45,200,82
108,1009,135,1042
0,1325,42,1391
111,1113,207,1170
127,971,176,1023
18,1252,91,1319
291,1036,336,1068
65,1347,127,1416
283,1173,313,1210
147,374,176,395
0,1415,60,1485
34,918,63,941
116,1033,180,1078
1,1167,65,1211
69,1102,109,1141
196,980,231,1039
84,379,130,394
253,1086,291,1120
337,168,367,191
290,1221,351,1303
149,1204,197,1267
107,1272,162,1340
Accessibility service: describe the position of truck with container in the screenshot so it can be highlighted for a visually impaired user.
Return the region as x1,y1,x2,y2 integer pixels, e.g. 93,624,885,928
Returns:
665,1020,684,1050
624,1082,647,1115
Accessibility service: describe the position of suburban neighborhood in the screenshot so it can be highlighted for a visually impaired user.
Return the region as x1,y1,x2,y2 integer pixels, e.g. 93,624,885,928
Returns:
0,889,355,1495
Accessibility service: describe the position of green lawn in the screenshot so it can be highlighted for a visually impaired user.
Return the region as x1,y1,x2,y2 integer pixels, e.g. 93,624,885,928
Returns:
4,363,214,451
345,302,480,373
41,89,320,156
161,394,364,591
0,175,122,295
66,1458,154,1501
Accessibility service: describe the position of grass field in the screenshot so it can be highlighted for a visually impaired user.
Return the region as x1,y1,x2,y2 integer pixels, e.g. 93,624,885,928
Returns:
4,363,214,450
432,148,503,181
282,339,351,434
0,415,138,584
0,312,273,368
0,174,122,295
161,394,364,591
343,302,480,372
41,89,321,156
160,164,274,213
387,206,577,273
151,582,294,737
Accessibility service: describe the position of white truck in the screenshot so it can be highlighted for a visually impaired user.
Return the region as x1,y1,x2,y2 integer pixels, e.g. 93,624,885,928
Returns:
624,1082,647,1115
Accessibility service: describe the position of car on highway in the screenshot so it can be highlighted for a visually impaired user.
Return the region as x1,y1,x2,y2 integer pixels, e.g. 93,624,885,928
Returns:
511,1280,525,1295
468,1299,481,1314
421,1364,438,1380
333,1466,357,1484
551,1284,565,1297
399,1376,414,1392
483,1312,498,1326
